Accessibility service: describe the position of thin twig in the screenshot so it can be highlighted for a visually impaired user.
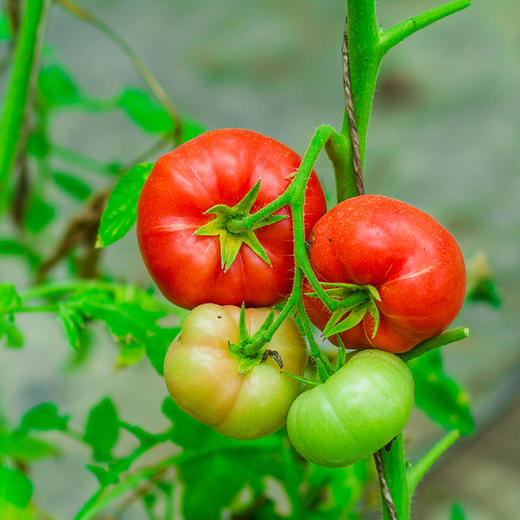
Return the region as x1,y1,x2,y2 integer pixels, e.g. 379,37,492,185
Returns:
342,16,363,195
374,450,398,520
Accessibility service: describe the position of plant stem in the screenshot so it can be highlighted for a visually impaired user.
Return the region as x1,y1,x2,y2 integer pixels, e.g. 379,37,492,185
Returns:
380,0,471,55
407,430,460,494
0,0,50,219
377,435,410,520
399,327,470,363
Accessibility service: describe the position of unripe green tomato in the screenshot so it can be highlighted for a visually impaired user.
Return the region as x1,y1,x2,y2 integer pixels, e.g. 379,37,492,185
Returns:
164,303,308,440
287,349,414,467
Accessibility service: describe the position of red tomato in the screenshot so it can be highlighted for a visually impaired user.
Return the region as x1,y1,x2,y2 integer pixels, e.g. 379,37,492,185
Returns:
304,195,466,353
137,129,327,309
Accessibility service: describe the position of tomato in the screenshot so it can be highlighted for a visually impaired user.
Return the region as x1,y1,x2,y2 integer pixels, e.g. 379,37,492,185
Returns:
163,303,308,440
137,129,327,309
304,195,466,353
287,349,414,467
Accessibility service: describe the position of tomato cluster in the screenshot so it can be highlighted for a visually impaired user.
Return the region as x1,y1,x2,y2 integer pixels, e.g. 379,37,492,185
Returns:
137,129,466,466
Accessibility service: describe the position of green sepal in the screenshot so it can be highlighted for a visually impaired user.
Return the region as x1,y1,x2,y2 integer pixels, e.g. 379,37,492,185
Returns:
316,358,333,382
281,371,319,386
323,305,367,338
194,180,280,272
366,299,381,338
237,304,249,343
336,336,347,370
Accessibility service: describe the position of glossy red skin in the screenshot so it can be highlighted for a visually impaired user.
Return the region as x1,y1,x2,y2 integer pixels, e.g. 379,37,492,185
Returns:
304,195,466,353
137,129,327,309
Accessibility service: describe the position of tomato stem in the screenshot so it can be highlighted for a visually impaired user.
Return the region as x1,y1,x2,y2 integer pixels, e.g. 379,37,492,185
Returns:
0,0,50,220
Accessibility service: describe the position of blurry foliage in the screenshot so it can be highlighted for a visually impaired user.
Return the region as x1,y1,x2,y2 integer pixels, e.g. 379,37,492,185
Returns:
0,0,488,518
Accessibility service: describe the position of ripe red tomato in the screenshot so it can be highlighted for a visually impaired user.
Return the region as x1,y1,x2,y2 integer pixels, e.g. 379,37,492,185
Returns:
164,304,308,440
304,195,466,353
287,349,414,467
137,129,327,309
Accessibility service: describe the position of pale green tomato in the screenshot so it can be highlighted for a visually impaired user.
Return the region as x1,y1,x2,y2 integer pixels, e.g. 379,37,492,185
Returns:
287,349,414,467
164,303,308,440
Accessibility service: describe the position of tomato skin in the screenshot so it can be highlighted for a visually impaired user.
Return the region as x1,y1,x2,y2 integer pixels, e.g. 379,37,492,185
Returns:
163,304,308,440
137,129,327,309
287,349,414,467
304,195,466,353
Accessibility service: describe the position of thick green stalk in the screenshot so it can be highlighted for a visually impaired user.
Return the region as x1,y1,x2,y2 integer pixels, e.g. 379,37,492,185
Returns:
342,0,381,169
377,435,410,520
0,0,49,218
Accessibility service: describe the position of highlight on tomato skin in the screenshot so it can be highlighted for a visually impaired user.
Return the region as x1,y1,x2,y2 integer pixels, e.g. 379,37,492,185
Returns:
136,128,327,310
163,303,309,440
304,194,466,353
287,349,414,468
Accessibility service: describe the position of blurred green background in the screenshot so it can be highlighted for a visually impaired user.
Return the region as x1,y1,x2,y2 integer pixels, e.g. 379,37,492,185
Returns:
1,0,519,518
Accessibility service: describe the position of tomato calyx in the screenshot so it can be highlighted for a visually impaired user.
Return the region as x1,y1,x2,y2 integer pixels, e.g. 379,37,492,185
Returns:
227,304,280,374
306,282,381,339
194,180,288,272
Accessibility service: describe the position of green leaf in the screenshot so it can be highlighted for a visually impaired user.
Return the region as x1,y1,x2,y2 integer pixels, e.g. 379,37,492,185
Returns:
0,318,24,348
119,88,173,134
20,403,69,432
0,284,20,314
52,172,92,200
0,238,42,268
451,503,466,520
86,464,120,487
0,14,11,40
180,117,207,142
144,327,179,376
96,163,153,248
38,64,81,107
161,398,216,450
467,277,501,307
25,197,55,233
84,397,119,462
57,304,84,350
116,342,145,368
409,350,474,434
0,468,32,508
26,131,50,158
3,434,58,463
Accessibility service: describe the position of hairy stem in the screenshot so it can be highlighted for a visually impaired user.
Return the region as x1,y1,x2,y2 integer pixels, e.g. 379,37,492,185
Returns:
377,435,410,520
0,0,50,219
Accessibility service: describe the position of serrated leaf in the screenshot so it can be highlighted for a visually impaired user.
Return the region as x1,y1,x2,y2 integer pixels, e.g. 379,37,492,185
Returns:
409,350,474,434
84,397,119,462
38,64,81,107
52,172,92,200
0,284,20,314
20,403,68,432
0,468,32,507
119,88,174,133
96,163,153,248
25,196,55,233
323,306,366,338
